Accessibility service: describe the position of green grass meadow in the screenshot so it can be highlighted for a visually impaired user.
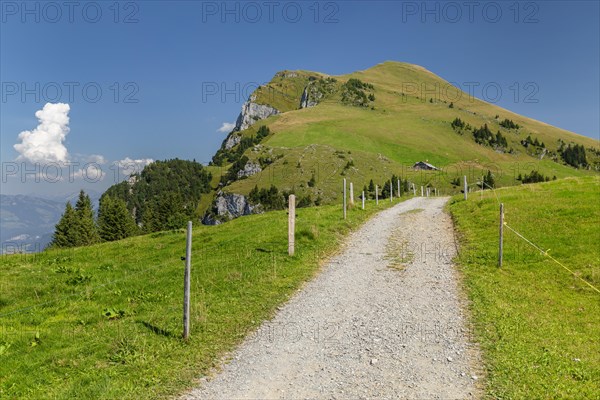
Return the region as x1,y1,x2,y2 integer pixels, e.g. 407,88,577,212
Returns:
0,198,399,399
216,62,599,204
449,176,600,399
2,59,599,398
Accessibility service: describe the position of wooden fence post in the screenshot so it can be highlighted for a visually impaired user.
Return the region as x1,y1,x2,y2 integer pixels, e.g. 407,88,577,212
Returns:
289,195,296,256
397,179,401,198
343,179,347,219
376,185,379,205
412,183,416,196
390,181,393,202
498,203,504,268
349,182,355,206
362,191,365,210
421,186,424,197
463,176,468,200
183,221,192,340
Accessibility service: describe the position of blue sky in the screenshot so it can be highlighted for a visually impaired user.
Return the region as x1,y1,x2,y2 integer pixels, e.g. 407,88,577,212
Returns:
1,0,598,196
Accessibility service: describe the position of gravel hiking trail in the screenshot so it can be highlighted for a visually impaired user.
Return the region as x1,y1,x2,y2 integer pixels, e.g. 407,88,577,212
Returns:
184,197,482,400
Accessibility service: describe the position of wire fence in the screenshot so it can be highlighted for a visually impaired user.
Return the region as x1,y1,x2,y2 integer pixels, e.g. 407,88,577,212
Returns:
2,176,597,396
465,178,600,294
0,237,320,399
0,183,395,388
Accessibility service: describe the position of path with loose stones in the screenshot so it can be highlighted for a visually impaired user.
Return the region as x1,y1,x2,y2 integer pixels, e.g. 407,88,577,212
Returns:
184,197,482,399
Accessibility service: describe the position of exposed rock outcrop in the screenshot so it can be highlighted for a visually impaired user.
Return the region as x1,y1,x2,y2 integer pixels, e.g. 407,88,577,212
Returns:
202,193,262,225
300,85,321,108
275,71,298,78
234,96,280,132
224,134,241,150
300,78,338,108
237,161,262,178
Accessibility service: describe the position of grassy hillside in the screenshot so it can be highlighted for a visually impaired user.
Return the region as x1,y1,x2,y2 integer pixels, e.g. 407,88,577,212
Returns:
216,62,599,205
0,198,397,399
3,61,598,399
449,176,600,398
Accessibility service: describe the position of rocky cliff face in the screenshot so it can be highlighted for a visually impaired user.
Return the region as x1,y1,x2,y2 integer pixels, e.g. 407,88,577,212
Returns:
234,95,280,132
300,84,322,108
300,77,338,108
237,161,262,178
202,192,263,225
224,134,241,150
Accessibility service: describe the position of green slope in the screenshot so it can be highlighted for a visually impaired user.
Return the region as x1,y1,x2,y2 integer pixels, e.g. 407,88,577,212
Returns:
449,176,600,398
3,62,598,399
0,200,396,399
217,61,599,204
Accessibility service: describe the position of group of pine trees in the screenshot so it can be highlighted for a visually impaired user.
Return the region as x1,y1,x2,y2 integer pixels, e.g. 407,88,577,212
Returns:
450,116,591,171
341,78,375,107
521,135,545,149
51,191,137,248
560,144,587,168
51,159,213,249
472,124,508,149
499,118,520,130
451,118,511,151
362,175,411,200
248,185,286,211
247,184,316,211
450,171,495,189
451,118,508,151
103,159,212,232
517,170,556,184
451,117,466,131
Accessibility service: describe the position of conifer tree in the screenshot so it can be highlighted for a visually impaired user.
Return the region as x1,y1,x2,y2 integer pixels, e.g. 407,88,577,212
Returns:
248,185,260,203
156,192,188,230
368,179,375,192
141,203,160,233
98,195,138,242
526,135,532,145
483,170,495,189
50,202,78,248
381,179,391,198
73,190,100,246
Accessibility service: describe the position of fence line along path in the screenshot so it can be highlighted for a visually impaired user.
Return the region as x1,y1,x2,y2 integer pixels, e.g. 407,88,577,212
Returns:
184,197,482,399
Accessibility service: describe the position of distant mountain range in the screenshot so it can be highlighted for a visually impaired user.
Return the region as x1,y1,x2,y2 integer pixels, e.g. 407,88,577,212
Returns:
0,191,101,253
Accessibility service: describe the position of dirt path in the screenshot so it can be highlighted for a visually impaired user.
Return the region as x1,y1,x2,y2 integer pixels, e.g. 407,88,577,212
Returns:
184,197,482,399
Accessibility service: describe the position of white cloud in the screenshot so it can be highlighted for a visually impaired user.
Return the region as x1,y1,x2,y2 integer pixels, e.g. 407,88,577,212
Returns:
14,103,71,163
87,154,107,165
73,164,106,181
12,104,155,184
115,157,154,176
217,122,235,133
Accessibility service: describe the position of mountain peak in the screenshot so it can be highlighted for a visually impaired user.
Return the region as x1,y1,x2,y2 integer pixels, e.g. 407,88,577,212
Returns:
210,62,598,217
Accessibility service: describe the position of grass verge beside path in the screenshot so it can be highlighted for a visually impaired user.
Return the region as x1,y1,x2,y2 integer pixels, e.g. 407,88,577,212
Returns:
0,199,400,399
448,176,600,399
